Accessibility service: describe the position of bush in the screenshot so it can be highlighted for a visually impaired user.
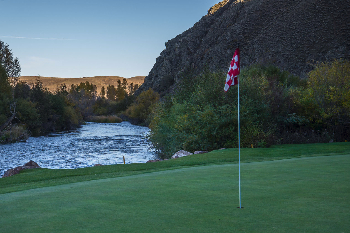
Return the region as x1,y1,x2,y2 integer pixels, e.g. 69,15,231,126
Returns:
148,65,306,158
125,88,160,125
0,125,29,143
12,81,82,137
62,106,82,129
86,115,122,123
299,59,350,141
16,98,41,136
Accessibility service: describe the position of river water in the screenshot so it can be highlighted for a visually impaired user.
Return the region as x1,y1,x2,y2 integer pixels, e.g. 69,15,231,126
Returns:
0,122,156,177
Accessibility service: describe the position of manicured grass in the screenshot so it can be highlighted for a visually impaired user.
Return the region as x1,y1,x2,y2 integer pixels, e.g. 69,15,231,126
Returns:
1,154,349,232
1,142,349,194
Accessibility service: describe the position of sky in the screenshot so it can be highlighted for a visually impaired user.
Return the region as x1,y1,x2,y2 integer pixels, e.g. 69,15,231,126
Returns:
1,0,219,78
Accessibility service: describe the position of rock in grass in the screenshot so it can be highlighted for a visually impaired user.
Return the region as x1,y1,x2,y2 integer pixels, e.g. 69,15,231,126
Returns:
171,150,193,159
2,160,40,178
194,151,208,154
146,159,162,163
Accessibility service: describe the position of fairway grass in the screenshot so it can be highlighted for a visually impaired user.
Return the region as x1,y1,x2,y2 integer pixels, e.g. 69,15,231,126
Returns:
1,154,349,232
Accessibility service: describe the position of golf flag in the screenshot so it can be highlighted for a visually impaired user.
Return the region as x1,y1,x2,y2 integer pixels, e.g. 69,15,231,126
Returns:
224,48,240,92
224,47,243,208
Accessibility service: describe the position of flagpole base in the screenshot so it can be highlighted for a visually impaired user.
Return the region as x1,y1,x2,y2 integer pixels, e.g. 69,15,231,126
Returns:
237,207,244,209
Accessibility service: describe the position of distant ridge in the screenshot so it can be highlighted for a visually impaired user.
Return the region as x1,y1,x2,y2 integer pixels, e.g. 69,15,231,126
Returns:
18,76,145,94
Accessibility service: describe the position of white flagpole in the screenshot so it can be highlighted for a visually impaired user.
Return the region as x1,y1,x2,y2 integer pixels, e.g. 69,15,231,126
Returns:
225,47,242,208
238,75,242,209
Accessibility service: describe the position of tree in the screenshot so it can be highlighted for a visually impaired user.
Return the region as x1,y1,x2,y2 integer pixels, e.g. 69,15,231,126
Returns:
0,41,20,133
0,40,21,88
0,64,12,129
56,83,68,96
106,85,116,101
67,82,97,119
78,81,97,98
122,78,128,92
100,86,106,98
0,64,12,98
116,79,126,101
128,83,139,95
129,83,134,95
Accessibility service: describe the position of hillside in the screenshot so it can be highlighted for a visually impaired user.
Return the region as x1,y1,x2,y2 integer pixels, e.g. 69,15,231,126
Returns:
18,76,145,95
137,0,350,96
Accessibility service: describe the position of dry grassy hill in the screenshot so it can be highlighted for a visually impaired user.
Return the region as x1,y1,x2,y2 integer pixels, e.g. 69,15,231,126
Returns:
18,76,145,95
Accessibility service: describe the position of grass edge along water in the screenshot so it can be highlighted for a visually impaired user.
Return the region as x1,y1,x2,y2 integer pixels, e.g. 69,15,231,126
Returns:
0,142,349,194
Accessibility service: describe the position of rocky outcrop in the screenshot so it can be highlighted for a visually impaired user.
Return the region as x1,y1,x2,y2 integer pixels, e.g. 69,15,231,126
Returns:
208,0,230,16
137,0,350,96
2,160,41,178
171,150,193,159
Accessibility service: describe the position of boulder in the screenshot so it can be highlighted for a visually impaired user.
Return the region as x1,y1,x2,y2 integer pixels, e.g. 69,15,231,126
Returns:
2,166,25,178
2,160,41,178
171,150,193,159
24,160,40,168
146,159,163,163
194,151,208,154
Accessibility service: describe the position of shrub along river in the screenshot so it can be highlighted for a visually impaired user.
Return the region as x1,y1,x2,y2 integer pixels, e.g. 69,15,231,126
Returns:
0,122,156,177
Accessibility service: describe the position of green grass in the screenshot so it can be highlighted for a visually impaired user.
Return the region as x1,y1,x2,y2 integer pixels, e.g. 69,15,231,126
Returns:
1,142,349,194
1,154,349,232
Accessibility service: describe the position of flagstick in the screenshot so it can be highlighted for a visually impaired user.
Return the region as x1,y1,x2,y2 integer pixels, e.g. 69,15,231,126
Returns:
238,76,242,209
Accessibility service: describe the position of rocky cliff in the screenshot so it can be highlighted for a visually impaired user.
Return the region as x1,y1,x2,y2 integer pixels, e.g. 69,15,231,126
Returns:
137,0,350,96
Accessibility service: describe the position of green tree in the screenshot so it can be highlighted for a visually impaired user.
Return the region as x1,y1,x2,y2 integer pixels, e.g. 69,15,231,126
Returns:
106,85,116,101
67,82,96,119
0,40,21,87
128,83,139,95
0,64,12,127
116,79,127,101
16,98,41,135
56,83,69,96
122,78,128,92
0,41,21,134
100,86,106,98
0,64,12,99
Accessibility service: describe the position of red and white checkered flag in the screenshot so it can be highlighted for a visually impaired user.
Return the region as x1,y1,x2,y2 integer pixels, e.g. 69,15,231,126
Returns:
224,48,240,92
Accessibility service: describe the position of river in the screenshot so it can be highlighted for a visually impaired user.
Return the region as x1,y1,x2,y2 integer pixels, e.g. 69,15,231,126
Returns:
0,122,156,177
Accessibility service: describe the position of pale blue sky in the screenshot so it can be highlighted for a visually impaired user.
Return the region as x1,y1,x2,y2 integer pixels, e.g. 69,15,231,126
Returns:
1,0,219,78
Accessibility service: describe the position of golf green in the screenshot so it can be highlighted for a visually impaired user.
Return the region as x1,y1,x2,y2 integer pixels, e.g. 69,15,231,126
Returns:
1,155,349,232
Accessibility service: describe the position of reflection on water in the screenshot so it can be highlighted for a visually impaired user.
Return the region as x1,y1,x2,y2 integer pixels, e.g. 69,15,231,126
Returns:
0,122,156,176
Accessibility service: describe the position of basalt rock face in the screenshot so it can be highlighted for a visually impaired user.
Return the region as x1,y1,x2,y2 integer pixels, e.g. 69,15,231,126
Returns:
137,0,350,96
